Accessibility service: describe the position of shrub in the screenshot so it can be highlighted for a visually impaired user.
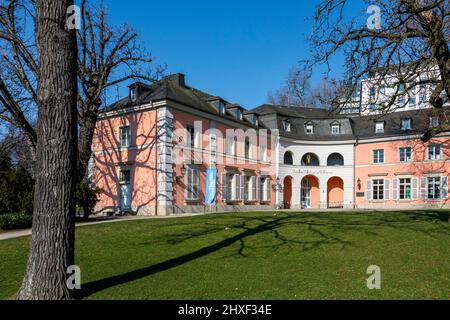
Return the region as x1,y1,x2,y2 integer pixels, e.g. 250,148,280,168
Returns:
0,214,33,230
0,156,34,216
76,180,102,219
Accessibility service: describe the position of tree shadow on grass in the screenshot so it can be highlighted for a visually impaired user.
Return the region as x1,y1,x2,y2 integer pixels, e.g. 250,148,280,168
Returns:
79,210,450,299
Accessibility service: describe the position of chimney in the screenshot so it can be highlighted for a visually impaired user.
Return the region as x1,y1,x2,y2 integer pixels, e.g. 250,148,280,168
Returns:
166,73,185,87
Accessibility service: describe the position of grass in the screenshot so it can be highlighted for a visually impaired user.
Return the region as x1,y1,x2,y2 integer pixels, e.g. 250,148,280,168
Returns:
0,210,449,300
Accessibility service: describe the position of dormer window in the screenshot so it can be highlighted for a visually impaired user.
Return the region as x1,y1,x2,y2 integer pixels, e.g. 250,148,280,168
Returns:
369,86,376,100
401,118,411,130
219,102,225,115
331,123,341,135
375,122,384,133
430,117,439,128
305,123,314,134
283,120,291,132
236,108,243,120
130,88,137,102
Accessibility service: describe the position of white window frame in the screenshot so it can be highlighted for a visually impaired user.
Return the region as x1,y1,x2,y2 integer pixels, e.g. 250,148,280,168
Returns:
373,149,384,164
399,147,412,162
185,166,199,201
305,124,314,134
428,144,441,161
399,178,412,200
331,124,340,135
375,122,384,133
427,177,441,200
119,125,131,148
372,179,384,200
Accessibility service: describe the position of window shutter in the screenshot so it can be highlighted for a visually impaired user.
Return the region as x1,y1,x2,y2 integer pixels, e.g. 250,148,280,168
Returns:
240,175,245,201
440,176,448,199
392,179,398,200
252,176,256,201
366,180,372,200
265,178,270,202
194,129,201,148
412,178,418,200
221,172,227,202
384,179,390,200
185,168,189,200
235,174,240,201
420,177,427,200
193,169,199,200
257,177,262,202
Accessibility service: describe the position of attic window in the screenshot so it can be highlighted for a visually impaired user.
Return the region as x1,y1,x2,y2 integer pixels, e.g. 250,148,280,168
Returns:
283,120,291,132
430,117,439,128
401,118,411,130
219,101,225,115
130,88,137,102
331,123,341,135
375,122,384,133
305,123,314,134
236,109,243,120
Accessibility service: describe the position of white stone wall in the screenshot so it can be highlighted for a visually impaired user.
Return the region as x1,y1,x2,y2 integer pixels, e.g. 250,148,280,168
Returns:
278,139,355,209
157,107,174,215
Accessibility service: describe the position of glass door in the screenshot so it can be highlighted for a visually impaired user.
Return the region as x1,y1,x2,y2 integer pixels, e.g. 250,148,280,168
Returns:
301,179,311,208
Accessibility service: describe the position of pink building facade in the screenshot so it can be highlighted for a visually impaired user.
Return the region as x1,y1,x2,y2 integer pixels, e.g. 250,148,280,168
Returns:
92,74,450,215
93,75,277,216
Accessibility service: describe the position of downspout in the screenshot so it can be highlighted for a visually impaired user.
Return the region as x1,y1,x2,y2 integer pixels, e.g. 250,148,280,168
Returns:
154,100,158,216
353,139,358,209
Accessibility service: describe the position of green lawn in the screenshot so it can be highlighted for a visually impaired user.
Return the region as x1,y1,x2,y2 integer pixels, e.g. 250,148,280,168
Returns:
1,210,449,300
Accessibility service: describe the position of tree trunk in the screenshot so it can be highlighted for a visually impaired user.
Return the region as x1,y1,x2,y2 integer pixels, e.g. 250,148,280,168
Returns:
78,111,98,182
17,0,78,300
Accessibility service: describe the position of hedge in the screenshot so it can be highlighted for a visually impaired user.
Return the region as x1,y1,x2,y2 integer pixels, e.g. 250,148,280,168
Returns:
0,214,33,230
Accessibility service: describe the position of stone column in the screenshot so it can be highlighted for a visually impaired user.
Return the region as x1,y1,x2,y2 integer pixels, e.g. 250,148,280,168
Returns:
157,107,174,216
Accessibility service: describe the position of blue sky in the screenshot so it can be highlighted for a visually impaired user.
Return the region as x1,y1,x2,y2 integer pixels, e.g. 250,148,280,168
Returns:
101,0,365,109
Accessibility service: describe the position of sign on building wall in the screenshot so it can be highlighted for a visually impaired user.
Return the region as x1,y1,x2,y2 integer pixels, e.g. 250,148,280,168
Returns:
205,168,217,205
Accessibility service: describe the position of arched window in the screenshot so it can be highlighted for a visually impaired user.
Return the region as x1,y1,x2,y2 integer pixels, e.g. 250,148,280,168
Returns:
327,153,344,166
284,151,294,165
301,153,320,166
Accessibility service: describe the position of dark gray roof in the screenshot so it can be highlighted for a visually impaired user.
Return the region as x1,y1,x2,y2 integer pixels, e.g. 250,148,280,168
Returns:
246,104,333,118
280,117,355,141
248,103,450,140
105,74,450,141
352,108,449,139
103,74,265,129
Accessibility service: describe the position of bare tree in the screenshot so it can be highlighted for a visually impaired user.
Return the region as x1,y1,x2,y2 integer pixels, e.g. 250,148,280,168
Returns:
267,66,311,106
310,0,449,129
267,66,339,109
17,0,78,300
0,0,162,181
0,0,38,161
77,0,163,181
